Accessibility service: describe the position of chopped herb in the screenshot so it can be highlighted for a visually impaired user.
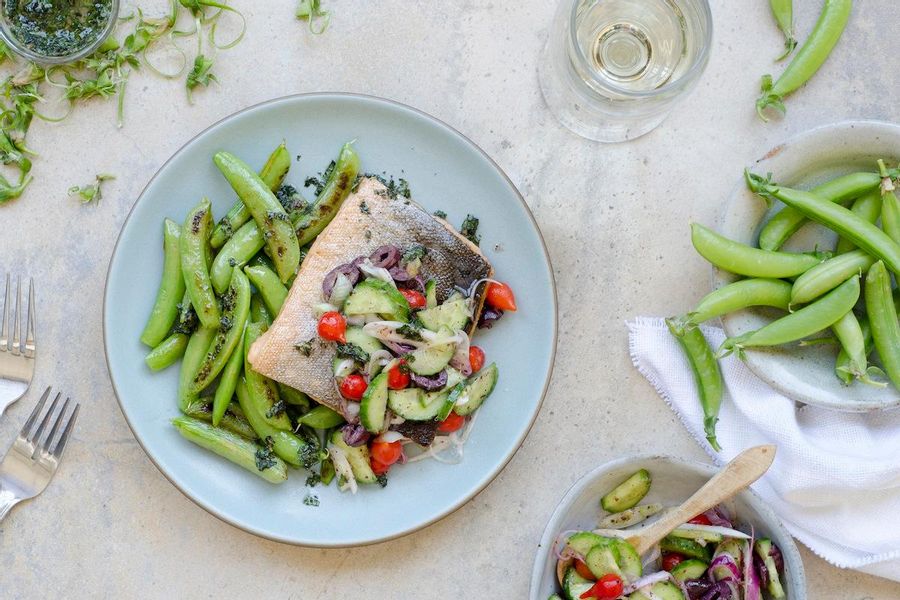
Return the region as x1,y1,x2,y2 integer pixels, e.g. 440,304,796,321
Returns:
266,210,291,223
305,472,322,487
186,54,217,103
402,244,427,263
304,160,336,197
460,214,481,246
69,173,114,204
255,437,277,471
365,173,411,200
398,360,412,374
433,210,447,219
228,257,237,267
336,342,369,364
276,184,307,213
265,400,286,419
297,437,320,469
296,0,330,35
295,339,314,356
359,200,370,214
376,473,388,488
303,494,320,506
397,319,424,341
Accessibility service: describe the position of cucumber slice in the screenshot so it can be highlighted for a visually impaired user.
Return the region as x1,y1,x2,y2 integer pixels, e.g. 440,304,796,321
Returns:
670,527,723,544
407,341,455,375
329,430,377,483
613,539,642,581
670,559,709,582
598,503,662,529
345,326,383,356
567,531,612,557
388,388,445,421
425,279,437,308
660,536,711,561
601,468,651,513
585,545,623,579
417,297,471,331
562,568,594,600
629,582,685,600
360,372,389,433
454,363,499,416
548,595,564,600
344,278,409,322
755,539,786,599
436,385,460,421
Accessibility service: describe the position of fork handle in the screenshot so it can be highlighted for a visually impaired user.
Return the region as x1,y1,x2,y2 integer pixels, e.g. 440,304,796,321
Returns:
0,488,18,523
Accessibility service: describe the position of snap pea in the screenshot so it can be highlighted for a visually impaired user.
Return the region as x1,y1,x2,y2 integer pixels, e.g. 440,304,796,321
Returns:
140,219,186,347
183,401,258,441
212,329,246,427
865,262,900,390
832,310,873,384
172,416,287,484
666,318,723,452
835,315,871,385
758,172,882,251
790,249,875,305
320,456,336,485
236,378,315,468
278,383,311,408
178,326,217,413
294,142,361,246
250,293,273,325
721,275,860,355
144,332,188,371
757,0,852,119
689,278,792,324
190,267,251,394
210,142,291,249
834,189,882,254
878,160,900,244
214,151,301,284
244,263,289,316
769,0,796,60
298,405,346,429
243,322,292,430
210,220,265,295
691,223,822,278
749,175,900,275
180,198,220,329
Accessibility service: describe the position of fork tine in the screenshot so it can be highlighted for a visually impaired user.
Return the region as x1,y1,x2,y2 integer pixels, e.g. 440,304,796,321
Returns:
42,396,70,452
11,275,20,355
20,386,51,438
24,278,35,357
27,391,59,445
51,403,79,458
0,272,8,350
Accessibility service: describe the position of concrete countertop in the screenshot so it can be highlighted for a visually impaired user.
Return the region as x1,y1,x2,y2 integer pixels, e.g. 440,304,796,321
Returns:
1,0,898,597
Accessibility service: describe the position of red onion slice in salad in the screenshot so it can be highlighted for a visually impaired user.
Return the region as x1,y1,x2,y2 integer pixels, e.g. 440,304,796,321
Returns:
410,370,447,391
341,423,370,447
709,554,741,582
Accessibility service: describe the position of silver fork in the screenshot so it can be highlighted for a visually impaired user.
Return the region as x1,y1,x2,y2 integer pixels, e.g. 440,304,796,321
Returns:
0,387,79,522
0,274,36,416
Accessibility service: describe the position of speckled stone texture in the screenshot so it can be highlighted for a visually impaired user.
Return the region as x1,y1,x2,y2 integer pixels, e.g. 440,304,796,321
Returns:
1,1,898,598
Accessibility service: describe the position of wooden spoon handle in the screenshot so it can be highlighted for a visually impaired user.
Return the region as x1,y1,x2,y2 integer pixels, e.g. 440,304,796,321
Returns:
627,445,776,556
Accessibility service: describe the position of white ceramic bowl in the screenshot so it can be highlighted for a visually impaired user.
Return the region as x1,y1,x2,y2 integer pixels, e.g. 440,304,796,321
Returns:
530,455,806,599
716,120,900,411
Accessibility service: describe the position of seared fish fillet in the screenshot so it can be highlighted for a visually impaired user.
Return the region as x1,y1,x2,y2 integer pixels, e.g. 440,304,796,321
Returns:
249,177,493,417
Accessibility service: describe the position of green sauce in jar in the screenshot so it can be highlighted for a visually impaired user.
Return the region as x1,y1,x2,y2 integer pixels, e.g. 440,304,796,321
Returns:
3,0,113,58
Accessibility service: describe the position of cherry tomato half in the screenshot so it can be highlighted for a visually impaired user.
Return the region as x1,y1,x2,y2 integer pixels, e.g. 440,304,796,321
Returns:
400,288,426,309
370,440,402,466
580,574,624,599
469,345,485,373
574,559,596,581
370,458,390,476
387,362,410,390
688,514,712,526
662,552,686,572
318,311,347,342
437,412,465,433
485,281,517,312
339,374,367,401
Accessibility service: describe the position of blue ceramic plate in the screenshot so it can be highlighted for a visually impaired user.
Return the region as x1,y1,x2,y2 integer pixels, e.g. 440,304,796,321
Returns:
103,94,557,546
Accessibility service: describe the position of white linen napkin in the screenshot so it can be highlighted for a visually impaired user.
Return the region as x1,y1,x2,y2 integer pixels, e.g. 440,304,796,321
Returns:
627,317,900,582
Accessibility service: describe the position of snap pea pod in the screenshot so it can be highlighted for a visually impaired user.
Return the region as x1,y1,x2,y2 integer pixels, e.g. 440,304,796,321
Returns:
691,223,822,278
214,151,301,284
879,160,900,244
172,416,287,484
212,329,246,427
834,189,882,254
294,142,361,246
758,172,882,251
769,0,796,60
180,198,220,329
245,263,289,316
178,326,217,413
688,278,792,324
721,275,860,355
831,310,875,385
250,294,273,325
140,219,186,347
144,332,188,371
790,249,875,305
243,322,292,430
183,402,257,441
210,142,291,249
277,383,311,408
210,220,266,295
666,318,723,452
235,378,315,468
835,315,871,385
298,405,346,429
749,175,900,275
190,267,251,394
757,0,852,119
865,262,900,390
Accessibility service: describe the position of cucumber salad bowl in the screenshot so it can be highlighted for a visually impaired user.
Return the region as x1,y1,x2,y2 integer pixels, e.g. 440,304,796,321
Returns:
531,456,806,600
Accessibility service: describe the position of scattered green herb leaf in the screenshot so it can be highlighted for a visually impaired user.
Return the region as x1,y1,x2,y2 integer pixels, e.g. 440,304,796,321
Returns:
69,173,114,204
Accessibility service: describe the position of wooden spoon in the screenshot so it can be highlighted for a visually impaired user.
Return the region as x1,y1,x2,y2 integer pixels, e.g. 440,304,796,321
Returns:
625,445,776,556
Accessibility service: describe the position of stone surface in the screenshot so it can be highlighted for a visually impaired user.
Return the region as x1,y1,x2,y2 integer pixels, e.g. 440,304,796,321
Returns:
1,0,899,598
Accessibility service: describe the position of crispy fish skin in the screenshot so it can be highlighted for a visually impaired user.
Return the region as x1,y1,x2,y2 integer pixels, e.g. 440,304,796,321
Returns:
249,177,493,416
